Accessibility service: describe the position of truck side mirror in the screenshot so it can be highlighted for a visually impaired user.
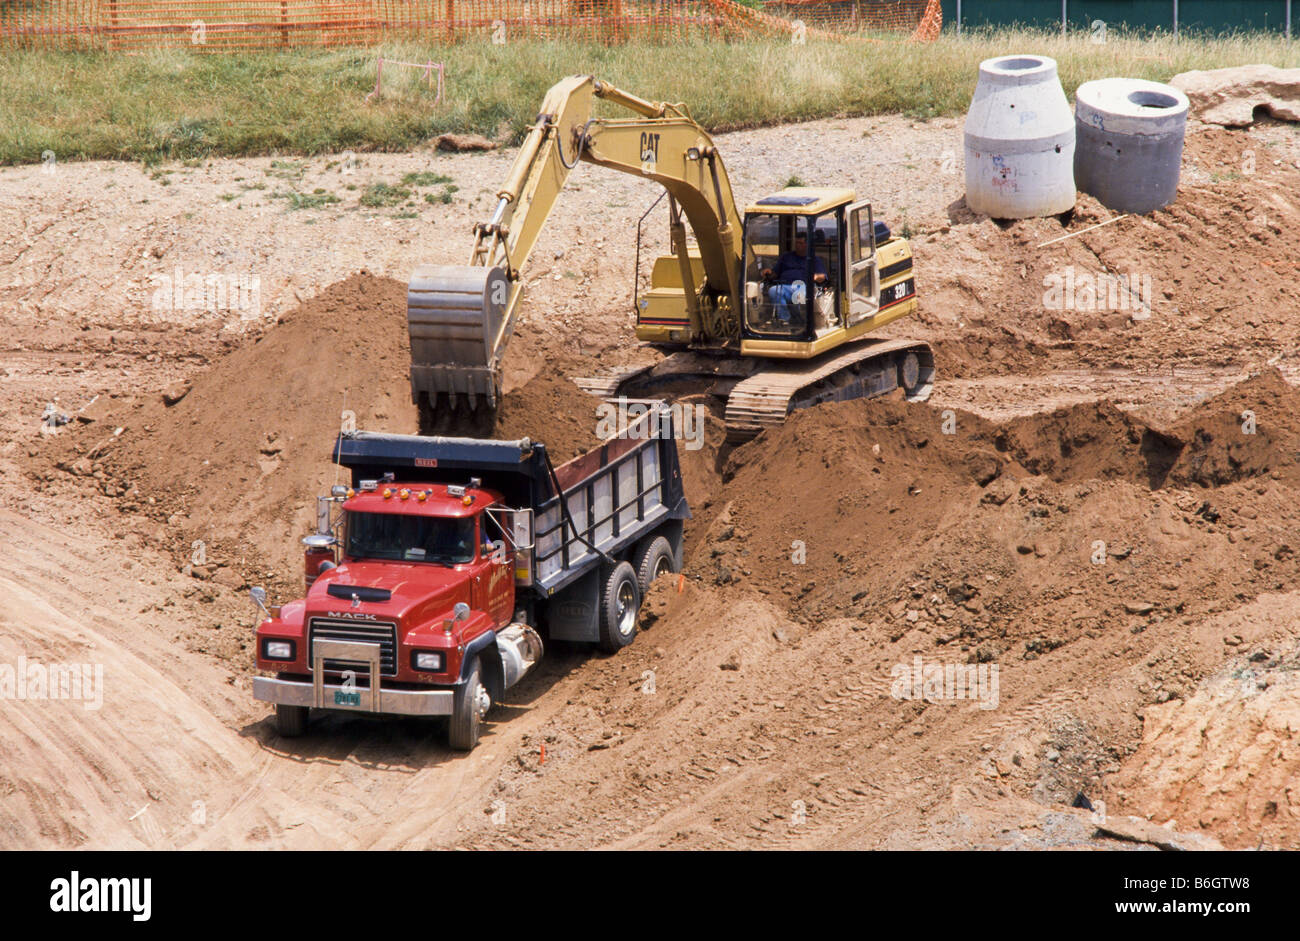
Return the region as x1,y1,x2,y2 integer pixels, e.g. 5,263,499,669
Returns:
444,602,471,635
250,586,269,620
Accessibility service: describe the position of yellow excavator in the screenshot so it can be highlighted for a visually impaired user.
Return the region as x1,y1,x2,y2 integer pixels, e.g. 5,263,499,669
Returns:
407,74,933,441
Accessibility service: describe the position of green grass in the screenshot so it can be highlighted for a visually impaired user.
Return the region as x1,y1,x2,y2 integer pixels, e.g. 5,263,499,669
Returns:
2,29,1298,165
359,180,412,207
271,187,341,209
401,170,453,186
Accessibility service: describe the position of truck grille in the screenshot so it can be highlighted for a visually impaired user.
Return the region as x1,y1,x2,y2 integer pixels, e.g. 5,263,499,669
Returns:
308,618,398,678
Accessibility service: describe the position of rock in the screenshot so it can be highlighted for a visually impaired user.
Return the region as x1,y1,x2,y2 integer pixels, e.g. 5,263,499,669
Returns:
963,449,1002,487
211,567,246,590
76,395,111,423
1093,814,1224,851
1171,65,1300,127
434,133,499,152
1124,601,1155,615
162,381,191,406
980,474,1018,506
720,653,741,671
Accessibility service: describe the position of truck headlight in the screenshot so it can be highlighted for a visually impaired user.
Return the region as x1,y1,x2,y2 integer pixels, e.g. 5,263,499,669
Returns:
412,650,444,672
262,639,294,661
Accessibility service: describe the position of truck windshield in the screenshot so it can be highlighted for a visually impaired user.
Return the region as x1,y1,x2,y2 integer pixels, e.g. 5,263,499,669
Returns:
346,512,476,565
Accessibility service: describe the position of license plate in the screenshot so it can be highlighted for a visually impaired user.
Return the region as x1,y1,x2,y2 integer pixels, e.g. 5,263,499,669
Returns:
334,690,362,707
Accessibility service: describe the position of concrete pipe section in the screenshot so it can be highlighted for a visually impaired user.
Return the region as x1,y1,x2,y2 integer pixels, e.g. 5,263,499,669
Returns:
964,54,1076,219
1074,78,1190,215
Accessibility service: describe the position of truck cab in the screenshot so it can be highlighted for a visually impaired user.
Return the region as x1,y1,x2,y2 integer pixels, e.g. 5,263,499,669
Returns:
255,475,539,751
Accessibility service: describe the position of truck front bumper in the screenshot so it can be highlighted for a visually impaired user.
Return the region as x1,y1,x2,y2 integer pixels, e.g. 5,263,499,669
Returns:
255,638,454,716
253,675,454,716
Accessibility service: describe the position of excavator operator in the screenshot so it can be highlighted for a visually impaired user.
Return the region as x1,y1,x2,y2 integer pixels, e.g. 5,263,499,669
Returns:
761,232,827,324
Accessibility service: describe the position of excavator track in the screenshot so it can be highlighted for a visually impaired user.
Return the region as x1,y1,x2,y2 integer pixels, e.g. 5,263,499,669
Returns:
723,339,935,443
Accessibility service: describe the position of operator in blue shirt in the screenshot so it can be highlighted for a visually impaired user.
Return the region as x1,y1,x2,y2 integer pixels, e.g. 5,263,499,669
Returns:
762,231,827,324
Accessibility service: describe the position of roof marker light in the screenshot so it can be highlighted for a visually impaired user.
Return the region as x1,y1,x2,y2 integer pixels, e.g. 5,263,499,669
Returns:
399,488,411,500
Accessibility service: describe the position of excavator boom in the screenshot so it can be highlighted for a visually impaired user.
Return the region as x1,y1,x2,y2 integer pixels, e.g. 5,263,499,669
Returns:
407,75,743,435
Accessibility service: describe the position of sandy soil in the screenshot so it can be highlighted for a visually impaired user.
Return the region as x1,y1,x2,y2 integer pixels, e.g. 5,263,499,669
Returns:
4,110,1300,849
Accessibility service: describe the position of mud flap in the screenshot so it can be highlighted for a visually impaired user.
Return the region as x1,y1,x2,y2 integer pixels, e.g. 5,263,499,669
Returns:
545,568,601,642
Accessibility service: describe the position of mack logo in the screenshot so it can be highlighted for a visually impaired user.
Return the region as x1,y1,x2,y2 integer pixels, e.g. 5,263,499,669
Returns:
557,601,590,618
326,611,380,620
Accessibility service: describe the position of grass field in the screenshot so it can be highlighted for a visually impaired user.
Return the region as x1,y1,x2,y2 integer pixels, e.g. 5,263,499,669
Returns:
3,29,1297,165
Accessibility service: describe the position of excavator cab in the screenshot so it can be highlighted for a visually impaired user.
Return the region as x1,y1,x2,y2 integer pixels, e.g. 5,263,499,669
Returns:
739,187,893,355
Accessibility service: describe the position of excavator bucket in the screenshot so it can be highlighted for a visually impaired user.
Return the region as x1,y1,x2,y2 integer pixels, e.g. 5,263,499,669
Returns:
407,264,512,436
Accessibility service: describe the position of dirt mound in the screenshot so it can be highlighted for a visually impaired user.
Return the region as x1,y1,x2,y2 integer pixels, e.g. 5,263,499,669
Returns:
993,400,1181,488
696,377,1300,651
49,272,414,576
45,272,608,580
494,373,603,464
1165,368,1300,487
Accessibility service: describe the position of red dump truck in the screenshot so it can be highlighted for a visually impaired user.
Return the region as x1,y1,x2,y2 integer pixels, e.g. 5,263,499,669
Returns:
252,402,689,750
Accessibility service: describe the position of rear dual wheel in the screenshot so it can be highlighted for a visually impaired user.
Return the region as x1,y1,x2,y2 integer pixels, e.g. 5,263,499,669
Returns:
597,562,641,653
632,536,677,595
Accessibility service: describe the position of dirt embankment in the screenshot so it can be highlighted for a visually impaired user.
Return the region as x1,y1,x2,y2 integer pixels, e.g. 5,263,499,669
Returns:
38,273,606,584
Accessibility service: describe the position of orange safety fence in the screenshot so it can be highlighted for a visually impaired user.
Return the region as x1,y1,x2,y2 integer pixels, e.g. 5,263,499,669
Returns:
0,0,941,49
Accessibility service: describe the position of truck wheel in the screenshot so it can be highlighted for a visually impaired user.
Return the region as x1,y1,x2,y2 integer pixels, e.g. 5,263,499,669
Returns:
449,659,489,751
275,704,308,738
633,536,677,595
598,561,641,653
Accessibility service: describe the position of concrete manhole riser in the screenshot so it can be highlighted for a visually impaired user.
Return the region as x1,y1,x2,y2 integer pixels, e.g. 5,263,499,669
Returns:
964,54,1077,219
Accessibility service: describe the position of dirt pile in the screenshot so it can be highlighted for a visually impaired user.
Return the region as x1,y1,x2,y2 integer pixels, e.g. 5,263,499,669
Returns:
43,272,609,579
1165,368,1300,487
911,126,1300,386
658,373,1300,847
48,272,415,575
994,400,1181,488
696,375,1300,663
494,372,603,463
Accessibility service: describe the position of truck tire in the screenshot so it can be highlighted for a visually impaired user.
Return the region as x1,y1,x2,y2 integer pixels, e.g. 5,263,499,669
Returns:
449,658,489,751
633,536,677,595
598,561,641,653
275,704,308,738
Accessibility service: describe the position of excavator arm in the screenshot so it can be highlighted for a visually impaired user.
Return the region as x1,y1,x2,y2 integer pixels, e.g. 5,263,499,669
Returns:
407,74,744,435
